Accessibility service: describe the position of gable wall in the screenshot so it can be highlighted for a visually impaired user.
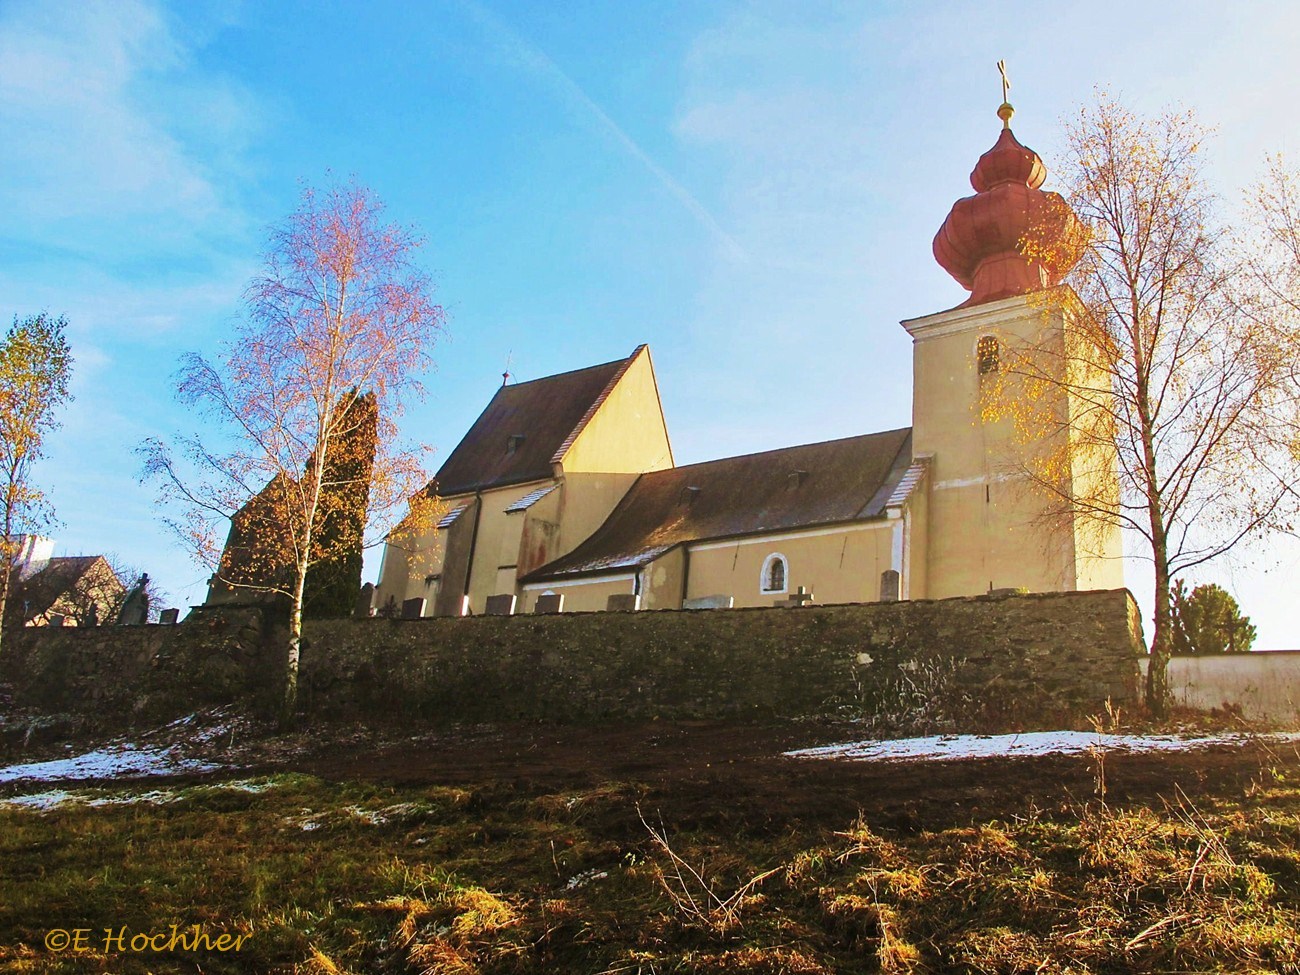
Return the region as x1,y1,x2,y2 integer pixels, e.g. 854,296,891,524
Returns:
555,349,674,559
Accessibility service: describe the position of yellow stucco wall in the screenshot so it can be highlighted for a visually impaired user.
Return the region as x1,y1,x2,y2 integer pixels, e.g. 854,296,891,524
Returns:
684,523,896,608
519,575,636,614
641,547,685,609
903,292,1123,598
555,348,674,557
377,480,552,616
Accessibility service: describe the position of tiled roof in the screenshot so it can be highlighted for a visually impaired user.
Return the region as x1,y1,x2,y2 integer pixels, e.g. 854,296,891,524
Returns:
523,427,913,582
431,348,643,497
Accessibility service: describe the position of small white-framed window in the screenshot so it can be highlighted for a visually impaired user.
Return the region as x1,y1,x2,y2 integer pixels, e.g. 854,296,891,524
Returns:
760,553,788,594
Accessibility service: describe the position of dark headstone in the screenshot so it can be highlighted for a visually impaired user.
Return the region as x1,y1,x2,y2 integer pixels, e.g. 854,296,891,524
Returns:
355,582,375,619
401,597,426,620
47,613,65,627
534,593,564,614
485,593,517,616
116,573,150,625
606,593,640,612
159,608,180,625
880,569,900,603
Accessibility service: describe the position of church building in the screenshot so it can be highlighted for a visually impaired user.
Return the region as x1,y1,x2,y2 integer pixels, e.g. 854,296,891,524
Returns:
373,100,1125,617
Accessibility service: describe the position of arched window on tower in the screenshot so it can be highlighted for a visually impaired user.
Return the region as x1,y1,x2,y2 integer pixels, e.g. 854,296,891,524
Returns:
977,335,1000,375
760,553,787,594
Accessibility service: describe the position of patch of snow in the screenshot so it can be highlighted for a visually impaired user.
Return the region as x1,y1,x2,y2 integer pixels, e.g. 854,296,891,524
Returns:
565,868,609,890
1,790,76,810
785,730,1300,764
0,746,217,784
0,777,287,812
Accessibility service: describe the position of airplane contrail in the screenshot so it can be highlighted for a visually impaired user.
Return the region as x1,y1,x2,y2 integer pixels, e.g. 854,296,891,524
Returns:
455,0,748,263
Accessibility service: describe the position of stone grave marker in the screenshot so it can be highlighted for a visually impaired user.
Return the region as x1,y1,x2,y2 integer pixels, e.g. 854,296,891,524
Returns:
683,594,733,610
880,569,900,603
534,593,564,614
485,593,517,616
606,593,640,611
354,582,375,618
775,586,814,608
159,608,180,625
401,597,426,619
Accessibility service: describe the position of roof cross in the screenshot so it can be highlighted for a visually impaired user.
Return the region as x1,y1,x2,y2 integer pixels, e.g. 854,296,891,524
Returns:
995,59,1014,128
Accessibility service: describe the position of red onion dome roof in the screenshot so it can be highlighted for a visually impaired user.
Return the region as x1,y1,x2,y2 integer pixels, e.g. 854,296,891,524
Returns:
932,111,1082,307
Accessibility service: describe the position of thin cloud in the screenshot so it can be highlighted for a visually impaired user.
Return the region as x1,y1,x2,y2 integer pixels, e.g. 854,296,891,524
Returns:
456,0,747,263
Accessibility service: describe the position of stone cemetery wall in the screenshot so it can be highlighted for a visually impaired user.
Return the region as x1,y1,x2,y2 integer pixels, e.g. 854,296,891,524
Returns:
2,590,1145,730
2,604,280,722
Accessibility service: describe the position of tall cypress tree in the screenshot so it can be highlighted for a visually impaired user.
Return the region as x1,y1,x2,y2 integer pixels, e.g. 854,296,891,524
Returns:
303,390,378,618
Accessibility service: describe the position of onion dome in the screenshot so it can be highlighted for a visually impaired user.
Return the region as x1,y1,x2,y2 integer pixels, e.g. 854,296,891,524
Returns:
932,104,1082,307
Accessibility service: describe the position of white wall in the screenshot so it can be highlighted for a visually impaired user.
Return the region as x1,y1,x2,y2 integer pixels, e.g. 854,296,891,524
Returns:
1150,653,1300,723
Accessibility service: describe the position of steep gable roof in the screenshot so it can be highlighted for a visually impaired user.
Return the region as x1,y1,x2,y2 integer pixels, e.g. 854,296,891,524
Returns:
523,427,913,581
432,346,644,496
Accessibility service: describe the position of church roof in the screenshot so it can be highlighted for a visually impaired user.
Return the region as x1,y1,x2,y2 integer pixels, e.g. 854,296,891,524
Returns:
432,347,644,496
523,427,914,581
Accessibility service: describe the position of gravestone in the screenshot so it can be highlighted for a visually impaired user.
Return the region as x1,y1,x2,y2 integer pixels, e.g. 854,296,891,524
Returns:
47,613,65,627
775,585,814,608
485,593,517,616
683,594,733,610
159,608,180,625
354,583,375,618
401,597,426,619
880,569,900,603
534,593,564,614
116,573,150,625
606,593,641,611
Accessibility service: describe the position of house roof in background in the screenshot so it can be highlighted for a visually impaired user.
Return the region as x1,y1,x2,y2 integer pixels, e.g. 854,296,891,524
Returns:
19,555,121,618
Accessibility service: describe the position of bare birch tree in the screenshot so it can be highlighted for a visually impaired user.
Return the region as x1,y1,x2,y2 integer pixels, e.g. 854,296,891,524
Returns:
142,180,445,721
985,94,1298,714
0,313,73,656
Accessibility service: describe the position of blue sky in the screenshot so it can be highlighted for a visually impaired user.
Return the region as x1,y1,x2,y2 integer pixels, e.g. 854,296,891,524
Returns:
4,0,1300,645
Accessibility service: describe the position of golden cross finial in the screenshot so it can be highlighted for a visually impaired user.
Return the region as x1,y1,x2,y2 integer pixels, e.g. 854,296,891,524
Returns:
996,59,1014,128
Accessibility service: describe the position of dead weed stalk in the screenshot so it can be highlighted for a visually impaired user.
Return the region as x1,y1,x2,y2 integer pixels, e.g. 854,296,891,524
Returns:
638,806,782,934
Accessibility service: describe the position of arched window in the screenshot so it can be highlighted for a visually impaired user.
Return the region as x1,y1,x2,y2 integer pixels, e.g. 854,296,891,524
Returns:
760,553,788,594
977,335,1000,375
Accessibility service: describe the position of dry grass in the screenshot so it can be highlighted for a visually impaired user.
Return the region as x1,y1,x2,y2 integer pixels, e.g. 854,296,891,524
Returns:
4,751,1300,973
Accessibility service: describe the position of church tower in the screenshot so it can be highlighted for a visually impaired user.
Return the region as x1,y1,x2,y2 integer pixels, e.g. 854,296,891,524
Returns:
901,94,1125,598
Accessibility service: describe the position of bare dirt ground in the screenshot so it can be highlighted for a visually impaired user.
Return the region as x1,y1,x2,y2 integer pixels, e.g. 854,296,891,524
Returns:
294,718,1298,833
3,699,1293,836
